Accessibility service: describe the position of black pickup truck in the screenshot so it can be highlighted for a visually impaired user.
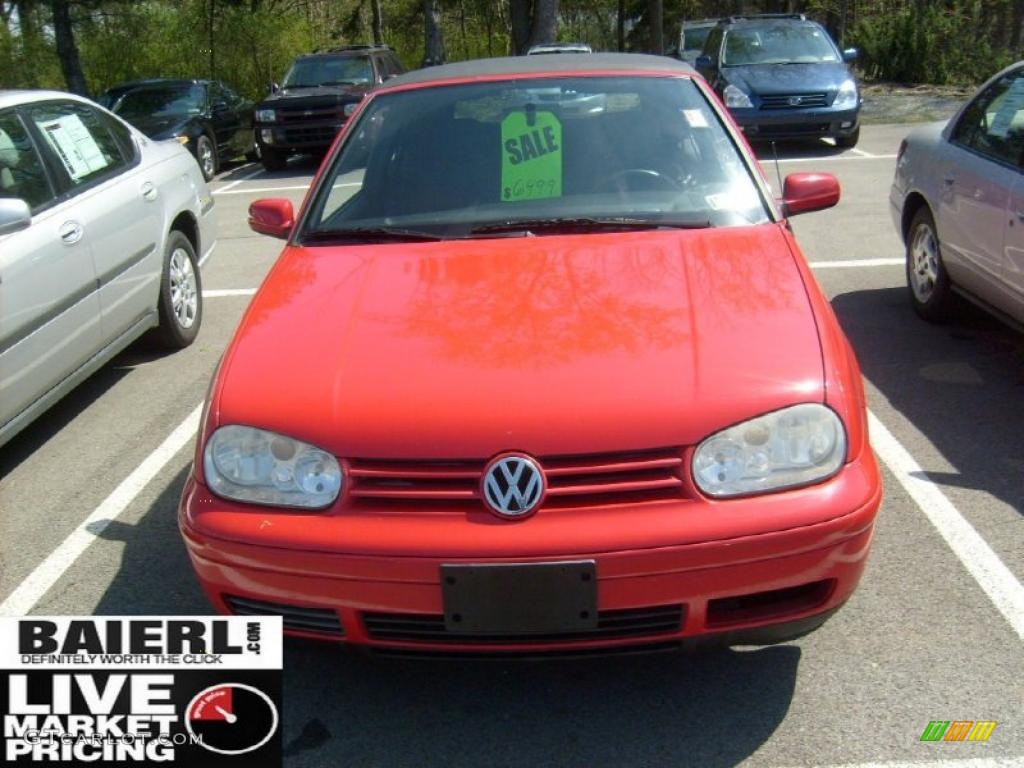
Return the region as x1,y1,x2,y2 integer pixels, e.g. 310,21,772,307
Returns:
253,44,405,171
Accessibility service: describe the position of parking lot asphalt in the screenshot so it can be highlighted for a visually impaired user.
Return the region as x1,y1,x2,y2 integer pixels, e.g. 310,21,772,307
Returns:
0,123,1021,768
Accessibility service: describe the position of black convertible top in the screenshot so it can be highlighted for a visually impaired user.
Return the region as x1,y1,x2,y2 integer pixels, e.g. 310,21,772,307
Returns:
382,53,696,90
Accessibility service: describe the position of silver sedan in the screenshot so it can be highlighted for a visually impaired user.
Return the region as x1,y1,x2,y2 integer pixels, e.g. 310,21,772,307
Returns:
890,62,1024,327
0,90,216,448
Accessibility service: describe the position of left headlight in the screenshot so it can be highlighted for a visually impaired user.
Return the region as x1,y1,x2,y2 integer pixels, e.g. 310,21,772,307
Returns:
255,108,276,122
203,425,343,509
343,102,359,117
834,79,858,109
692,404,847,498
724,83,754,109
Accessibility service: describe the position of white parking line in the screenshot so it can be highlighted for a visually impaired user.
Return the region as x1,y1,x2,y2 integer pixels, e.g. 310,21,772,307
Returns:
211,167,264,194
203,288,257,298
848,147,875,157
198,242,216,267
214,184,311,195
0,404,203,616
770,153,898,163
809,258,903,268
869,410,1024,642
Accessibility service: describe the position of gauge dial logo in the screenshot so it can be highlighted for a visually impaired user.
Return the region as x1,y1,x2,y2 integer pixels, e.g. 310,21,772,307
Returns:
185,683,278,756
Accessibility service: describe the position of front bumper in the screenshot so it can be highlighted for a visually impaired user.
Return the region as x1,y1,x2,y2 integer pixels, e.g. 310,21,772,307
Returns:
730,105,860,140
179,451,881,654
256,120,346,152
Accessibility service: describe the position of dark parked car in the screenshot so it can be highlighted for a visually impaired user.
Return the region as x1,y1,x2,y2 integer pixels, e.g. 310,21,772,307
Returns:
105,78,254,180
253,44,405,171
695,15,861,147
678,20,716,65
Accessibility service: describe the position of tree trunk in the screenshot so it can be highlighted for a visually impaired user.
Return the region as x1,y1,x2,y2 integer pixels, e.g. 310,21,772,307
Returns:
423,0,445,65
510,0,531,55
617,0,625,51
1012,0,1024,53
529,0,558,47
371,0,383,45
648,0,663,54
51,0,87,95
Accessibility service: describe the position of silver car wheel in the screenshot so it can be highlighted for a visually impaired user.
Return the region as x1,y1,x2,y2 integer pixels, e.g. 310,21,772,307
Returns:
169,247,198,329
909,221,940,303
197,137,215,179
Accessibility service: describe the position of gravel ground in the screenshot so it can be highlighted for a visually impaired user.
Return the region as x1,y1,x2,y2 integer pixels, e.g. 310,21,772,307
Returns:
860,82,973,124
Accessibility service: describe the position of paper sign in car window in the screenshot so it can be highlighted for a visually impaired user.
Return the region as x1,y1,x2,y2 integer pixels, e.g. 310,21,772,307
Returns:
988,76,1024,138
37,114,109,180
501,109,562,202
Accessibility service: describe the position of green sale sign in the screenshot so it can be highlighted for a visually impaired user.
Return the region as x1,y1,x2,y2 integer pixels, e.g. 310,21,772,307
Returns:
501,109,563,202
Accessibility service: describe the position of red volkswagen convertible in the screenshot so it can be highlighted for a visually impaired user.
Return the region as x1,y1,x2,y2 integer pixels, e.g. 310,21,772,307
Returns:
179,54,881,654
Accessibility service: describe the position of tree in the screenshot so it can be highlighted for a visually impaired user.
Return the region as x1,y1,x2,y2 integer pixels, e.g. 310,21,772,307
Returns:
648,0,662,53
51,0,87,95
509,0,560,54
423,0,445,65
371,0,383,44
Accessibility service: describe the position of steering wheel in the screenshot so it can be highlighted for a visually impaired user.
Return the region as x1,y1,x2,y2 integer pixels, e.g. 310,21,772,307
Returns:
600,168,681,192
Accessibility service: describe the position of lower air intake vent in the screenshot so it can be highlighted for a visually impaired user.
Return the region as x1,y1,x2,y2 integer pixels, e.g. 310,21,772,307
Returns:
225,595,344,637
363,604,684,644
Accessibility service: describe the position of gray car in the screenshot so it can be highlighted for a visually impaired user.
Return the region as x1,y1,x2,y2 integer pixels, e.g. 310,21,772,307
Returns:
891,62,1024,327
0,90,216,448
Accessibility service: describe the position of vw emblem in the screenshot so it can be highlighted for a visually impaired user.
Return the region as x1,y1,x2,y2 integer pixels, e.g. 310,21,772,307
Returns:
787,96,802,106
482,455,545,518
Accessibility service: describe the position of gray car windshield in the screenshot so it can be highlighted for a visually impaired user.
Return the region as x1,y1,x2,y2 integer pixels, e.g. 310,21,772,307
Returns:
303,75,769,240
723,24,840,65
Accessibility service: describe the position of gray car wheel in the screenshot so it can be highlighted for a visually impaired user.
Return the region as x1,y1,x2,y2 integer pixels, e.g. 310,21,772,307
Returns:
196,135,217,181
155,231,202,348
906,206,953,322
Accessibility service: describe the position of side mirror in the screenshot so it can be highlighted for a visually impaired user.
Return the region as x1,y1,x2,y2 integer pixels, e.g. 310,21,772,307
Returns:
0,198,32,235
842,47,858,62
781,173,840,216
248,198,294,238
695,54,713,69
268,82,280,94
212,100,230,114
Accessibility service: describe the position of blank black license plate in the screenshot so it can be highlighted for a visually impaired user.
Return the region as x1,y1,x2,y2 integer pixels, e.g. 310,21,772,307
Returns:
440,561,597,635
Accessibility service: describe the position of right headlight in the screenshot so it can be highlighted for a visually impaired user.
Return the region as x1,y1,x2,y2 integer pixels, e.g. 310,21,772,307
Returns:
833,79,858,109
255,108,276,122
692,404,847,498
724,84,754,109
204,425,343,509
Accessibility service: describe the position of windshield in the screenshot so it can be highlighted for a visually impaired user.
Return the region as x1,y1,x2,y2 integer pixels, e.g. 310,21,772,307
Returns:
723,24,840,65
682,26,712,53
113,85,205,119
303,75,769,240
283,57,373,88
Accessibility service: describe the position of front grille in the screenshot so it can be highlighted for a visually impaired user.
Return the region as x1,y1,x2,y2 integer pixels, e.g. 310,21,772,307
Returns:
282,125,339,145
346,447,687,511
278,105,346,122
760,92,828,109
225,596,344,637
362,605,685,644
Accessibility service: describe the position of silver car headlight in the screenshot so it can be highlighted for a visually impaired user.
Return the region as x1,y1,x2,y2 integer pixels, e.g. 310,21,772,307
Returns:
255,108,276,122
204,425,343,509
692,404,846,498
833,79,858,109
724,84,753,109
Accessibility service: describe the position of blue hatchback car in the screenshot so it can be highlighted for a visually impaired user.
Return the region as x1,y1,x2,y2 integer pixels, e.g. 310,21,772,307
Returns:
695,15,861,148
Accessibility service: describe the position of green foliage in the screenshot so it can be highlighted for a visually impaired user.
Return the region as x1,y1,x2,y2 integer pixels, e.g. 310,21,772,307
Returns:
850,1,1014,85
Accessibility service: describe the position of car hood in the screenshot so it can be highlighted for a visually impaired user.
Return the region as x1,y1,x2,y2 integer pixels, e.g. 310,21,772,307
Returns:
258,85,366,108
724,61,852,95
123,114,192,139
217,225,824,458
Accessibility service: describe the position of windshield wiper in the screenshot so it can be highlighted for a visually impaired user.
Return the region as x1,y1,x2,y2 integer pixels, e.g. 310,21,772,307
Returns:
470,216,711,236
302,226,447,244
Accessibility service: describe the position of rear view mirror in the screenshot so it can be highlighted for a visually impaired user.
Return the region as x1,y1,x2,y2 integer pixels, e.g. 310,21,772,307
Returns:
0,198,31,235
781,173,840,216
248,198,294,238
